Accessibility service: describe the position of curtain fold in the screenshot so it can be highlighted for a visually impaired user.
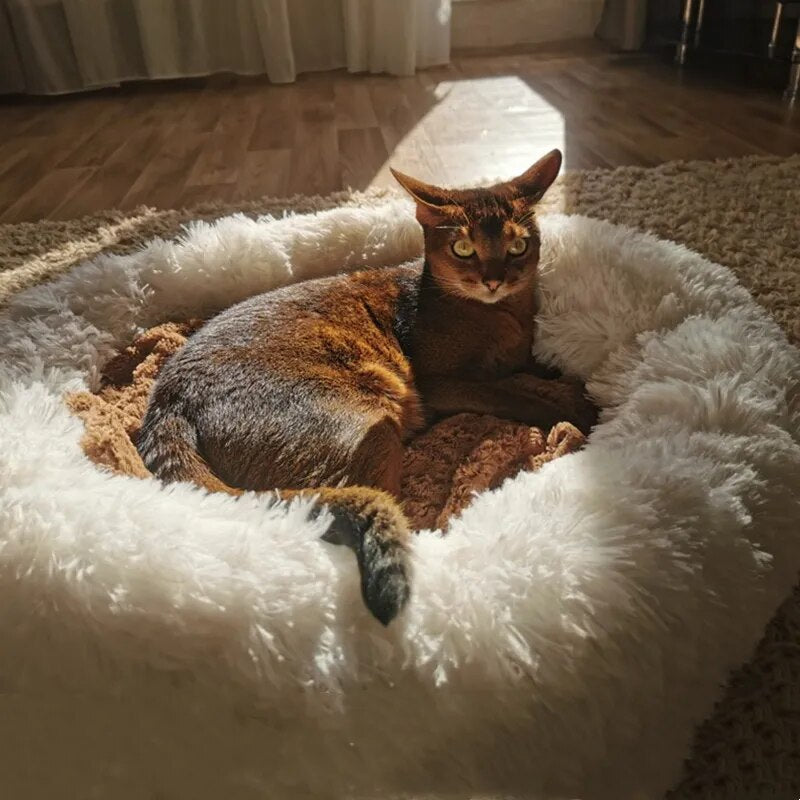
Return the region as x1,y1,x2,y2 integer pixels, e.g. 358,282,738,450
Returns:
252,0,296,85
1,0,451,95
0,7,26,94
343,0,450,77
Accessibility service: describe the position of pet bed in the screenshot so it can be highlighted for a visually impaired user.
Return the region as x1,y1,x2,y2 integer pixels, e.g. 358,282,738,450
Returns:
1,201,799,800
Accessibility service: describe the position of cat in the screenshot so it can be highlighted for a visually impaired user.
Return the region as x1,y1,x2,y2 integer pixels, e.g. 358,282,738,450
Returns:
136,148,596,626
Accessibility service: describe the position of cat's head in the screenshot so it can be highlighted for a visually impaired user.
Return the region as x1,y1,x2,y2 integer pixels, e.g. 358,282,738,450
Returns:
391,149,561,304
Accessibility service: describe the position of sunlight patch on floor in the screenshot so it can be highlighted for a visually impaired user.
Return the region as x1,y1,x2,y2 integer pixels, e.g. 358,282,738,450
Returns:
369,75,567,199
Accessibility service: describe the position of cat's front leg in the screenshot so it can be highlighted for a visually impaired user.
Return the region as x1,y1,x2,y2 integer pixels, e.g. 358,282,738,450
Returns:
420,373,596,434
499,372,597,433
524,355,563,380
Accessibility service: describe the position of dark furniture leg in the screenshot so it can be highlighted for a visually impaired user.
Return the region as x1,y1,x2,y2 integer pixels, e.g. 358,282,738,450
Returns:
694,0,707,47
676,0,697,64
769,2,785,58
789,15,800,99
677,0,708,64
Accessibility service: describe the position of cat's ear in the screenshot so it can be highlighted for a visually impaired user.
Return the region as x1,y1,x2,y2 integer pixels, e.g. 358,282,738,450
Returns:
506,148,562,202
390,168,461,226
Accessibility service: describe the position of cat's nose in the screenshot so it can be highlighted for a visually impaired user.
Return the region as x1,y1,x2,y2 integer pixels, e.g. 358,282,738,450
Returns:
483,279,502,293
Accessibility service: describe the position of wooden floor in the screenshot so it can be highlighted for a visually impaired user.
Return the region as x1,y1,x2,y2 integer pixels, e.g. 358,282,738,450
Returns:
1,43,799,223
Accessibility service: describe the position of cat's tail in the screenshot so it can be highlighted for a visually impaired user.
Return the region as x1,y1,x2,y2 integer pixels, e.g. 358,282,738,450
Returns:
137,408,411,626
305,485,411,626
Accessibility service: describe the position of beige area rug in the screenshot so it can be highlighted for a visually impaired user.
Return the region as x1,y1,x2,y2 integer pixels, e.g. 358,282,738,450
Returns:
2,154,799,798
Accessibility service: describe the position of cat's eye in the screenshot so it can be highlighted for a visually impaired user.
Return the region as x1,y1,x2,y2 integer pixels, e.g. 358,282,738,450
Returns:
451,238,475,259
508,237,528,256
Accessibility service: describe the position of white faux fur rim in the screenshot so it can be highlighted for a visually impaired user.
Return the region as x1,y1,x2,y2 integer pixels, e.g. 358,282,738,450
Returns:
1,200,799,800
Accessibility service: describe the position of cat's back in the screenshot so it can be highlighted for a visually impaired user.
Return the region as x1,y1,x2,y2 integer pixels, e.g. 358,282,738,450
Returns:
155,262,423,397
141,262,425,488
200,262,419,343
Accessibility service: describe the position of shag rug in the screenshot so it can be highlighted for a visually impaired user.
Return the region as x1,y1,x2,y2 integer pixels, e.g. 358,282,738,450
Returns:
65,319,587,531
1,155,799,799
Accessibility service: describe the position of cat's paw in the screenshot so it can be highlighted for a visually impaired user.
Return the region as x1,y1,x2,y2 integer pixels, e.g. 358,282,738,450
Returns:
561,380,598,435
508,373,597,435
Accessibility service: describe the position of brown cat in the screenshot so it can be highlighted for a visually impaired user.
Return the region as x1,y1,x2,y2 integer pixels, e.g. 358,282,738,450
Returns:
137,148,596,625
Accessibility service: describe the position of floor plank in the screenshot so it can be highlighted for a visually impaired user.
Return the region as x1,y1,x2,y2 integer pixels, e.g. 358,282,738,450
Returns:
338,127,390,190
52,127,164,218
286,79,339,196
0,167,94,222
186,94,258,187
233,149,292,200
119,131,209,210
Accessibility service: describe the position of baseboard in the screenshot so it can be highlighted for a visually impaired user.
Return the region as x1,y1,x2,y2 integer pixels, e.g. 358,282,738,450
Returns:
451,37,610,60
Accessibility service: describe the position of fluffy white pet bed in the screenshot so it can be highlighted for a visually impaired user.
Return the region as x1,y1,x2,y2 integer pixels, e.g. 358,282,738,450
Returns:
1,200,799,800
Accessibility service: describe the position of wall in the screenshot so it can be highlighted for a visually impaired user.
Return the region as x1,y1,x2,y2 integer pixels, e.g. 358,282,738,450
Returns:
451,0,605,50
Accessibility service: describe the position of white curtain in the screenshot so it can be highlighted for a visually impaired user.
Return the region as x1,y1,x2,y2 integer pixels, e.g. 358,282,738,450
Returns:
0,0,451,95
343,0,449,76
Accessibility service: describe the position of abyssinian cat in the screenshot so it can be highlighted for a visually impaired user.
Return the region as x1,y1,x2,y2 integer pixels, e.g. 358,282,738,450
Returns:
137,148,596,626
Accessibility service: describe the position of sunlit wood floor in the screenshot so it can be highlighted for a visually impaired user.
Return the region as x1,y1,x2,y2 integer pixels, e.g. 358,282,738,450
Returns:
1,42,799,222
